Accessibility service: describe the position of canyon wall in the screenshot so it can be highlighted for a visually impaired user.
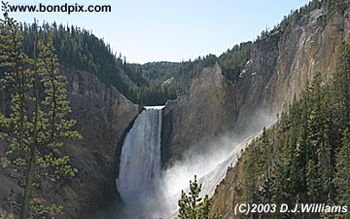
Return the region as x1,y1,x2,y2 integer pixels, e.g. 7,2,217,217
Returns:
0,69,139,219
210,5,350,218
162,5,350,170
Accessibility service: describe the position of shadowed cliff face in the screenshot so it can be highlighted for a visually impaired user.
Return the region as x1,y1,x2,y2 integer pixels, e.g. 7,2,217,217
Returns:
161,63,237,167
0,4,349,219
209,6,350,219
162,5,350,170
61,69,139,218
0,69,139,219
266,7,350,112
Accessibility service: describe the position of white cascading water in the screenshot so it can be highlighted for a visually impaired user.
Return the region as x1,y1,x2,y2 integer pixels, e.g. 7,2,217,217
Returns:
160,134,257,219
117,105,268,218
116,106,164,218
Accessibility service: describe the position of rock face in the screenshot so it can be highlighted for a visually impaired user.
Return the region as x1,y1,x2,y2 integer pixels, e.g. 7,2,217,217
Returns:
266,7,350,113
162,5,350,169
0,4,349,219
0,69,139,218
209,5,350,219
161,63,237,166
60,69,139,218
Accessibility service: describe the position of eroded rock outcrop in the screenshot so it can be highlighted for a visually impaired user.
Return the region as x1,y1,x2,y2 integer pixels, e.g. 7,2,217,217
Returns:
0,69,139,219
162,5,350,171
210,5,350,219
61,69,139,219
161,63,236,166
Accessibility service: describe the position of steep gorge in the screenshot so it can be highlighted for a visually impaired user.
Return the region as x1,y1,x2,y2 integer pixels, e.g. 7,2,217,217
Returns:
60,69,139,218
1,1,350,219
209,4,350,219
0,68,139,218
161,3,350,169
57,3,350,217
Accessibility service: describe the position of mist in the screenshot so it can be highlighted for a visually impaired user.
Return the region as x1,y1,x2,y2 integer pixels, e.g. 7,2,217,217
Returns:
118,111,276,219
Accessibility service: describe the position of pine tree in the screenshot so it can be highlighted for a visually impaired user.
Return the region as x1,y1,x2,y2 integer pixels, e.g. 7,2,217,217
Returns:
178,175,202,219
261,127,272,177
306,159,321,202
0,11,32,175
308,73,325,159
0,15,81,218
333,42,350,129
305,72,333,201
241,146,257,204
271,162,291,218
178,175,222,219
219,41,350,215
199,195,212,219
333,129,350,206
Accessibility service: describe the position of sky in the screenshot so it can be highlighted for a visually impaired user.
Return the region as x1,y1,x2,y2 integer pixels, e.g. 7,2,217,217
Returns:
10,0,311,64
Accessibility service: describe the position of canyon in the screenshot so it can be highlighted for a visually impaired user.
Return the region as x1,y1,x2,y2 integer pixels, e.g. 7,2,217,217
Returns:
0,1,350,218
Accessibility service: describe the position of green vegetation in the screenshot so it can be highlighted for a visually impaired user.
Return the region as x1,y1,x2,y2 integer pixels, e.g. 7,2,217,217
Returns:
0,14,81,218
139,54,219,104
238,42,350,218
2,0,345,107
20,22,145,103
218,42,252,82
256,0,349,40
17,22,223,105
139,43,252,105
16,20,253,106
178,175,222,219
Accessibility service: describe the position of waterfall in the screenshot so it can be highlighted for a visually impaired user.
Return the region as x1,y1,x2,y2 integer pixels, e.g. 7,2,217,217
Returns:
116,104,267,218
116,106,164,217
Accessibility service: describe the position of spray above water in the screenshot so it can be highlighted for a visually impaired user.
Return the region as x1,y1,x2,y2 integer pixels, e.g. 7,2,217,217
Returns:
158,134,258,219
117,106,273,218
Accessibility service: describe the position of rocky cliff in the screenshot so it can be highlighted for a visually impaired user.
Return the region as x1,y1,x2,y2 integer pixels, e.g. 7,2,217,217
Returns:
210,5,350,219
0,68,139,218
1,2,349,219
161,63,237,166
162,4,350,169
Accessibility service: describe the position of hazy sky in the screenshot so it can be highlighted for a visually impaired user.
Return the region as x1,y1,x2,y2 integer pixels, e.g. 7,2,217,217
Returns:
11,0,311,63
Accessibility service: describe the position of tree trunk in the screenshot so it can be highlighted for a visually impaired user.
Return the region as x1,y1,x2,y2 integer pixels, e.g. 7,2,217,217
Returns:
20,19,39,219
20,151,36,219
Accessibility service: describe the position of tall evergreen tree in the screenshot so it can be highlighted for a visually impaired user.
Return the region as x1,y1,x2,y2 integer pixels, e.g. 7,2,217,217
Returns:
230,41,350,217
241,146,257,205
334,129,350,206
0,11,32,176
0,15,81,218
178,175,221,219
306,159,321,203
333,42,350,129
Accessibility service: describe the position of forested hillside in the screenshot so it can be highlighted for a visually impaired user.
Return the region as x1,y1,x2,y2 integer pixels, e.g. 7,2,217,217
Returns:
18,23,145,103
0,13,140,218
1,0,349,218
212,42,350,218
13,22,255,106
18,0,335,106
